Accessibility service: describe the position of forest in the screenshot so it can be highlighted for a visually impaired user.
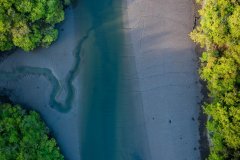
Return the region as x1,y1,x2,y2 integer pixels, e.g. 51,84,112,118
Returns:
0,0,65,51
0,104,64,160
190,0,240,159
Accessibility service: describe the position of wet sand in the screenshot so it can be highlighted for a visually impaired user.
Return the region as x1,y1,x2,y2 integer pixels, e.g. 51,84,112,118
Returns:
124,0,201,159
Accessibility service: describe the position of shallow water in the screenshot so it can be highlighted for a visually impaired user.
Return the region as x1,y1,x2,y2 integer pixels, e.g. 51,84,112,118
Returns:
78,0,150,159
0,0,150,159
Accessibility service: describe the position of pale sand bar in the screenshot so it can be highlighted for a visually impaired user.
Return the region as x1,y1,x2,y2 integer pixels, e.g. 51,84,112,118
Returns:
123,0,201,159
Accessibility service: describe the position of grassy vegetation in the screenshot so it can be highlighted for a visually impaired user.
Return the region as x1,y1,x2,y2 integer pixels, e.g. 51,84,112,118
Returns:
0,0,66,51
190,0,240,159
0,104,64,160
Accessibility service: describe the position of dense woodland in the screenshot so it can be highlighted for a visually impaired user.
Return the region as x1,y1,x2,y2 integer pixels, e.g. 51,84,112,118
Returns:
0,104,64,160
0,0,66,51
190,0,240,159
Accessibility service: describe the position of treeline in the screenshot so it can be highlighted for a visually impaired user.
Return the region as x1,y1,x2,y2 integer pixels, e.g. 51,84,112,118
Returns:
0,0,66,51
190,0,240,159
0,104,64,160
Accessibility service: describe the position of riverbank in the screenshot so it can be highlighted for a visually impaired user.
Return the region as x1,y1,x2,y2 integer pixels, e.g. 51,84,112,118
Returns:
193,1,210,159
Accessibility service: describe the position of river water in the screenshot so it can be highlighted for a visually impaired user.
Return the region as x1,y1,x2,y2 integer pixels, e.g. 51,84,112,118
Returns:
0,0,150,159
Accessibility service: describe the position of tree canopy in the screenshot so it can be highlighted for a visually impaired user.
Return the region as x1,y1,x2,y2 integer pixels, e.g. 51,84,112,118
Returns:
0,0,65,51
0,103,64,160
190,0,240,159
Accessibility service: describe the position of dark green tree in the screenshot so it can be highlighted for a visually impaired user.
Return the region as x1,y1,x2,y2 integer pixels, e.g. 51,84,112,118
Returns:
0,103,64,160
0,0,65,51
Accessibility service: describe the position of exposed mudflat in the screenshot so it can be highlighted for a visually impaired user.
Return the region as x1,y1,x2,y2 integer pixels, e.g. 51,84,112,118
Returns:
0,0,201,160
124,0,201,159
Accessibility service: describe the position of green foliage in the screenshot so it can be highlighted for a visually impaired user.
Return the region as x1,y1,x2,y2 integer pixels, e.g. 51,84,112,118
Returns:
0,104,64,160
190,0,240,159
64,0,72,5
0,0,65,51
